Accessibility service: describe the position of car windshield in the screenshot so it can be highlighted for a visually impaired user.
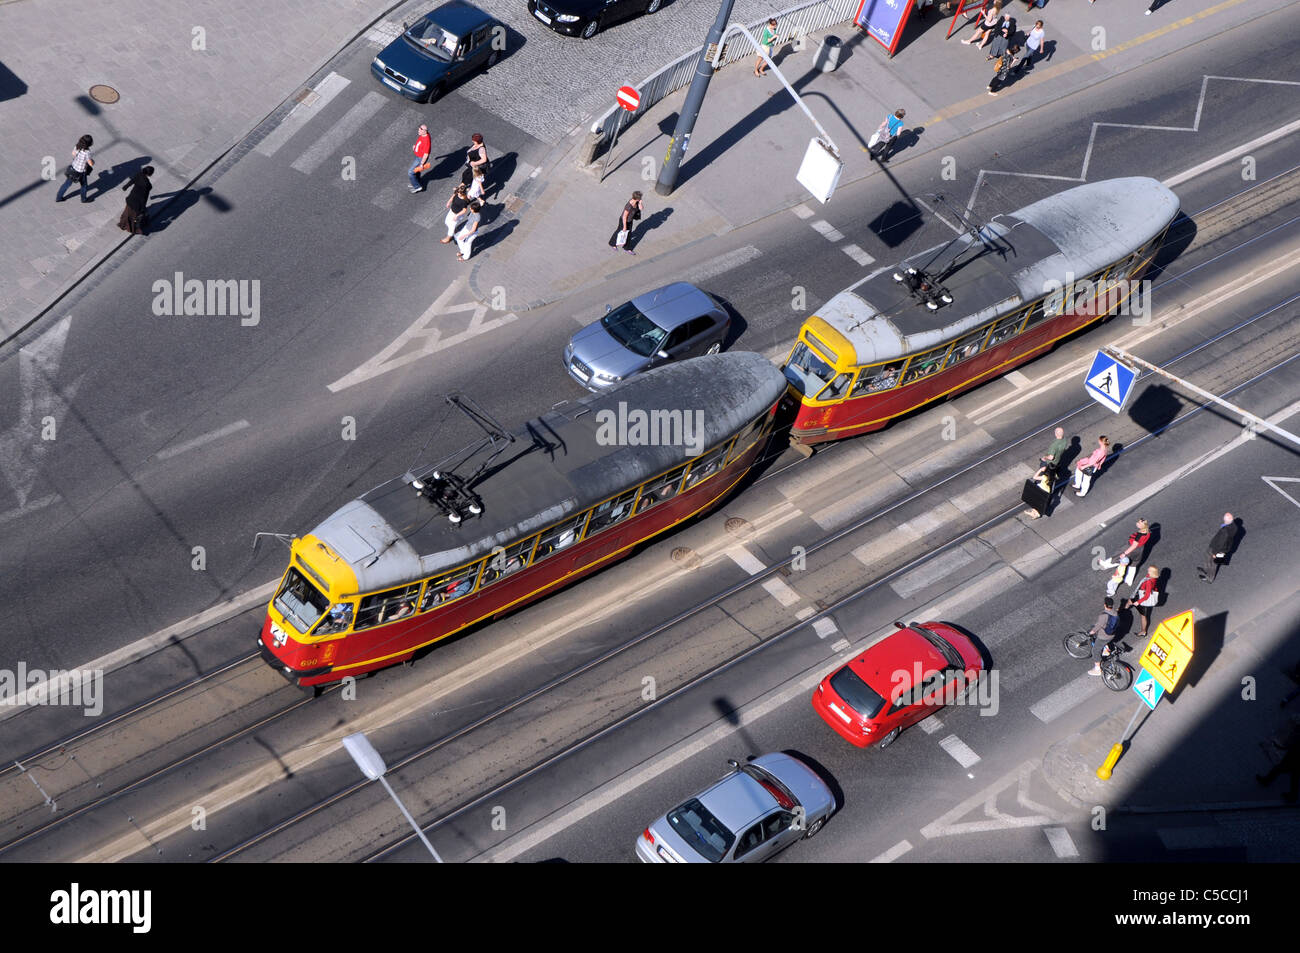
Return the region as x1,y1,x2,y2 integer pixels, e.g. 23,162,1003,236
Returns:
273,568,329,634
404,17,458,59
782,341,836,395
915,626,964,668
830,664,886,719
600,301,668,357
666,798,734,863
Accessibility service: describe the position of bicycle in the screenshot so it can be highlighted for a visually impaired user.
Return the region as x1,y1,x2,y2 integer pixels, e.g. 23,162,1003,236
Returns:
1063,630,1134,691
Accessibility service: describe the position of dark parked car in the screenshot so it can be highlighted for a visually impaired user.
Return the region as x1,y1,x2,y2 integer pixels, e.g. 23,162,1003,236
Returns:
528,0,662,39
564,281,730,390
371,2,502,102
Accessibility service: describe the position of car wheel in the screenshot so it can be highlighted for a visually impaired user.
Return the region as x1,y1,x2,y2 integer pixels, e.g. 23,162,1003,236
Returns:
705,342,722,355
803,816,824,839
646,0,662,11
878,726,901,749
486,49,500,68
581,19,599,38
425,83,446,104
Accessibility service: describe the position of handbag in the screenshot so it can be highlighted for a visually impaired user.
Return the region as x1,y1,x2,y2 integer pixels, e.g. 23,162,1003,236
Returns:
1082,465,1096,476
64,164,79,179
1138,587,1159,608
615,229,629,247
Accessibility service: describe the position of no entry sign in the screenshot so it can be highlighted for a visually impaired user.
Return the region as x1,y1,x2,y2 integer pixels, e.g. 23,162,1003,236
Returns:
616,85,640,112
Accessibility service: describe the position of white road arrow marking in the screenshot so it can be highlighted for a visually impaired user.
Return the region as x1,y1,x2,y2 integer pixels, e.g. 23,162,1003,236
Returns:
0,316,80,507
1262,476,1300,511
920,761,1065,838
327,278,519,393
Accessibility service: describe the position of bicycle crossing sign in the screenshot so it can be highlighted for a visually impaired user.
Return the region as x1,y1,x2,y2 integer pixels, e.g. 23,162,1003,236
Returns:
1138,609,1195,693
1132,668,1164,710
1084,350,1137,414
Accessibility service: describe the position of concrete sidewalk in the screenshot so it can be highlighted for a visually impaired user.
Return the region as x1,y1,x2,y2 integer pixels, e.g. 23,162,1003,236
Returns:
471,0,1289,311
0,0,398,343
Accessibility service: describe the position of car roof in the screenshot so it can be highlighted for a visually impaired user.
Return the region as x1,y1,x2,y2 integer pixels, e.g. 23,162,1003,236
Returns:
695,768,779,832
631,282,715,331
425,0,496,32
849,626,950,694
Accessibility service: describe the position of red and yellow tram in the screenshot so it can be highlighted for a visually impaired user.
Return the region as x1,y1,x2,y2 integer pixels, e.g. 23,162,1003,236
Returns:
258,352,788,688
782,177,1180,448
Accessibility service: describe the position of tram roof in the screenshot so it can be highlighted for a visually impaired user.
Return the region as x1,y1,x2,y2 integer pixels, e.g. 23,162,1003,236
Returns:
811,177,1180,366
308,352,789,593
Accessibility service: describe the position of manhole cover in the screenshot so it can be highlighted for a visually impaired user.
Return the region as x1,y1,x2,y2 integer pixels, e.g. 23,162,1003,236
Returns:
89,85,120,104
670,547,701,570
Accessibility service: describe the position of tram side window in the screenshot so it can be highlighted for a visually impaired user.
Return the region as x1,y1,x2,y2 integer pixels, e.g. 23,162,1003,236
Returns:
850,361,905,397
534,513,589,561
944,329,988,369
355,582,422,630
419,563,482,612
815,372,852,401
726,418,765,465
481,537,537,586
587,490,639,535
901,347,948,385
683,443,729,490
637,465,688,513
986,311,1026,349
1021,301,1049,330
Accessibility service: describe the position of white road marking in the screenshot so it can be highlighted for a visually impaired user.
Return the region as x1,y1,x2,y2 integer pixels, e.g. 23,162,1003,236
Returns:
795,606,815,620
681,245,763,285
291,91,387,175
891,542,979,598
1163,115,1300,188
830,638,850,653
1005,370,1031,389
1030,676,1098,724
154,420,250,460
726,545,766,575
869,840,913,863
811,617,837,639
336,108,423,193
364,19,403,48
1262,476,1300,511
762,577,801,607
1044,826,1080,858
810,220,844,242
939,734,980,768
255,71,350,158
921,761,1064,838
841,243,874,266
790,203,815,220
327,277,519,392
0,493,58,525
950,464,1035,511
0,315,77,508
919,716,943,734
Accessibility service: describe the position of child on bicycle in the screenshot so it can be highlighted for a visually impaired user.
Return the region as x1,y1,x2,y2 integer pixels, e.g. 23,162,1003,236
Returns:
1087,597,1120,677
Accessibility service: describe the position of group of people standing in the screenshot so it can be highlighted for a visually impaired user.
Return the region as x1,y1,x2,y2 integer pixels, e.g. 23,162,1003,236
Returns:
54,132,155,236
960,3,1047,96
410,127,491,261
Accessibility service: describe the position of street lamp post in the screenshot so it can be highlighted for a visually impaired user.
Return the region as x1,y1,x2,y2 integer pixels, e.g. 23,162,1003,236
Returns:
655,0,735,196
343,731,443,862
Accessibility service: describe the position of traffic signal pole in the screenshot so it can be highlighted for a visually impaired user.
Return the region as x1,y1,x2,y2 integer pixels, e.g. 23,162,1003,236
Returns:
655,0,735,196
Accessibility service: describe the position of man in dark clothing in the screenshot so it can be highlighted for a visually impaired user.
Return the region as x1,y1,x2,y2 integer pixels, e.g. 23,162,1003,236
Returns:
1197,512,1238,583
117,166,153,234
1087,597,1119,677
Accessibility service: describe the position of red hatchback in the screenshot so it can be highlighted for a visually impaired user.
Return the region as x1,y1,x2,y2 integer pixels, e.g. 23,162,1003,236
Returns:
812,622,984,748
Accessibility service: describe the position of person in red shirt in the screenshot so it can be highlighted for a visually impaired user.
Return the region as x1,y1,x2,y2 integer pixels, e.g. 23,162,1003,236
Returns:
1123,565,1161,637
409,124,431,193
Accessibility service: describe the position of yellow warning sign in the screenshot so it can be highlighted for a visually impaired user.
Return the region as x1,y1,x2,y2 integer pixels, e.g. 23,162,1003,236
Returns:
1139,609,1195,693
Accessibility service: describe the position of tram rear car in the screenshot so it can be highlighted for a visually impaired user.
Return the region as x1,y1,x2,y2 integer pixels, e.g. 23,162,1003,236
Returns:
259,352,788,688
783,177,1180,448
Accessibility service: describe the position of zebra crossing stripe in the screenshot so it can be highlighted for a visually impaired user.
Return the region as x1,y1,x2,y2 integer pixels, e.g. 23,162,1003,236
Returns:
256,72,351,158
292,92,388,175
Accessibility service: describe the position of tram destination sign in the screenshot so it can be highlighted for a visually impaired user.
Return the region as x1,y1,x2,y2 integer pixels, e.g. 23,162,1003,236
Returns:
1084,349,1138,414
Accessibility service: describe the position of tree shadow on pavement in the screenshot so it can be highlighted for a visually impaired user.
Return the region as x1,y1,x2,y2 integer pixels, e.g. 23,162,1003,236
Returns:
146,186,229,232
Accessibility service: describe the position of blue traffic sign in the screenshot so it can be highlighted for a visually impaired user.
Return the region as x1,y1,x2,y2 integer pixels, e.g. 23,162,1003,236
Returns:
1084,351,1137,414
1133,667,1164,710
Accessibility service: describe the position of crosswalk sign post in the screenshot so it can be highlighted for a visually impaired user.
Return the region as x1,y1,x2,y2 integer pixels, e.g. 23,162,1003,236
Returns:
1132,668,1164,710
1084,349,1138,414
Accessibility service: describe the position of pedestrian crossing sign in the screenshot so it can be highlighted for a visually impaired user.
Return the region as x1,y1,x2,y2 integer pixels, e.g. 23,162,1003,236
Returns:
1138,610,1195,693
1084,350,1137,414
1132,668,1164,710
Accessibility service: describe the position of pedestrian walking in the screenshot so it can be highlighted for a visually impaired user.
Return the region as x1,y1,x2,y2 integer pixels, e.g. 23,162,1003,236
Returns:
460,133,490,189
1021,19,1046,70
117,166,153,234
455,200,482,261
1071,435,1110,497
1104,556,1130,598
1102,518,1152,568
440,183,470,244
755,18,777,77
1197,512,1238,583
963,2,1001,47
1021,466,1053,519
409,124,431,193
1039,426,1070,485
986,40,1024,95
869,109,906,162
608,191,644,254
55,134,95,203
467,166,487,203
1123,565,1161,638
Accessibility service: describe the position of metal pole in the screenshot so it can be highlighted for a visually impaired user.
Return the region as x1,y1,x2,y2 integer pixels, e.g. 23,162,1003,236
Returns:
378,774,444,862
1107,345,1300,449
600,108,628,183
656,0,735,196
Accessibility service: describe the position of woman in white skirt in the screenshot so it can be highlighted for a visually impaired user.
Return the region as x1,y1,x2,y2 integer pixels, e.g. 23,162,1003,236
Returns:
455,200,482,261
467,166,486,203
441,184,470,244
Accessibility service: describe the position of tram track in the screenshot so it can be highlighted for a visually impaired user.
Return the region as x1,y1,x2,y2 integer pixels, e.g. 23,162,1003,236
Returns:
3,171,1297,863
210,281,1300,862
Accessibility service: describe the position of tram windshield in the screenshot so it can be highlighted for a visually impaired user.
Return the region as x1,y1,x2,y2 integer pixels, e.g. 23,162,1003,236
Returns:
783,340,837,396
274,568,329,634
602,302,668,357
